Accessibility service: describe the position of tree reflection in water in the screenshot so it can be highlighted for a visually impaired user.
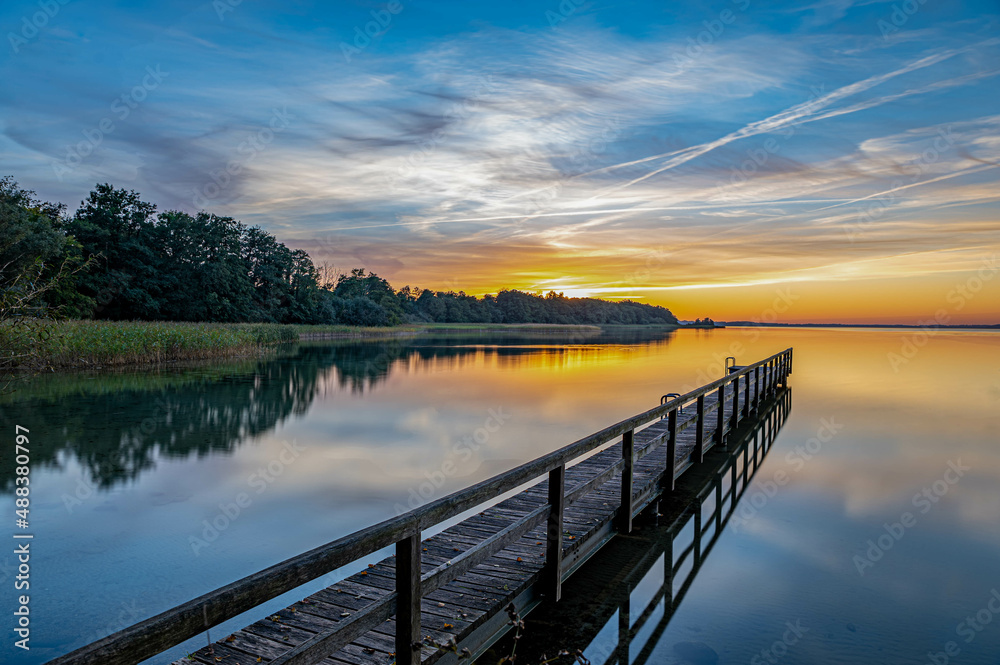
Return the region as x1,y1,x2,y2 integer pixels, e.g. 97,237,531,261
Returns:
0,328,675,493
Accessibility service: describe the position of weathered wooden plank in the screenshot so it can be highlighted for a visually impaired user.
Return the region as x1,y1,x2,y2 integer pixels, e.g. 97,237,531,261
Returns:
265,587,397,665
422,505,547,594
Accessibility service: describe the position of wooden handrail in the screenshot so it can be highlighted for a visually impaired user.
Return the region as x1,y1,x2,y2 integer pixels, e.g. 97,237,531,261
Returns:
46,348,792,665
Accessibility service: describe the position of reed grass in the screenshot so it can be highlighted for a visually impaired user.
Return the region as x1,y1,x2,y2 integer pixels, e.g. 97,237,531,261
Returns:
1,320,608,373
1,319,298,370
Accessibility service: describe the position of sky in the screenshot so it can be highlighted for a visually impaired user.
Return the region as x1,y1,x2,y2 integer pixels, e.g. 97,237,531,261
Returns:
1,0,998,324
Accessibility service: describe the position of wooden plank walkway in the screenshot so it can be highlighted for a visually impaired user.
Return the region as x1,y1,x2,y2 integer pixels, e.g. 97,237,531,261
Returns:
511,388,792,665
46,349,791,665
172,367,775,665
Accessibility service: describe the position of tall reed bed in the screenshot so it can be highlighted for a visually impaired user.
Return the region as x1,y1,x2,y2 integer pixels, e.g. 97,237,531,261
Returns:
1,320,297,369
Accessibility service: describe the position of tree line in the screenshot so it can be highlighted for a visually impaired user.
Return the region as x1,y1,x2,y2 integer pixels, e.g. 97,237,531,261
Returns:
1,178,678,327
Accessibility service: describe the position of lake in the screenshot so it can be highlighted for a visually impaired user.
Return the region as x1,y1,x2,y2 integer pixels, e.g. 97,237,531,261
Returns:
2,327,998,664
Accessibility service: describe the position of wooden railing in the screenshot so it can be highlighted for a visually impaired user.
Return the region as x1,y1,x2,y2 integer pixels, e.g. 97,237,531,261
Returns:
47,348,793,665
609,387,792,665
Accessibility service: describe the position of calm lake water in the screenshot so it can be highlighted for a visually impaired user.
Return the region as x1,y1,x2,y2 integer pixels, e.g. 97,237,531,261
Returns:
2,327,999,664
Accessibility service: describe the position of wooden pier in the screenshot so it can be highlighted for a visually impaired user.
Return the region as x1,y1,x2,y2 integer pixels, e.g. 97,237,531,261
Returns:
47,348,792,665
512,388,792,664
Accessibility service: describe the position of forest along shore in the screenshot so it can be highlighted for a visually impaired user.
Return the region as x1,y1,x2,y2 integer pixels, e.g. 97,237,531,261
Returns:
2,179,683,375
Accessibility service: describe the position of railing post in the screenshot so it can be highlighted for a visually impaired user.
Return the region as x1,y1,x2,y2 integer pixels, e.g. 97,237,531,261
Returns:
730,374,740,430
665,409,677,491
742,372,750,419
546,464,565,601
753,366,761,413
619,429,634,533
694,394,705,463
715,384,726,448
396,532,421,665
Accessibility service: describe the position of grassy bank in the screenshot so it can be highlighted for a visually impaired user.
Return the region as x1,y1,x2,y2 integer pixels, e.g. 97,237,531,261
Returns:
1,320,298,370
1,320,610,371
293,322,603,339
291,323,423,339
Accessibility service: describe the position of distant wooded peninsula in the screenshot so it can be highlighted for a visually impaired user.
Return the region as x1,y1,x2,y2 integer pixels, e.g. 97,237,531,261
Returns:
1,178,679,327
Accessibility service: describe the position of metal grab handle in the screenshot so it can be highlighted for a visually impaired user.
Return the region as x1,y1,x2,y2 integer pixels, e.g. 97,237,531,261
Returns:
660,393,683,418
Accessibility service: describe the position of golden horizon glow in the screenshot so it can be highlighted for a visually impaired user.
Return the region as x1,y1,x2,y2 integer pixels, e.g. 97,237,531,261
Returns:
313,245,1000,326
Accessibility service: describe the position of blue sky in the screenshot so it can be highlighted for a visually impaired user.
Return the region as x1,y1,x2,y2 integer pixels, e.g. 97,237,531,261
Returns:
1,0,998,321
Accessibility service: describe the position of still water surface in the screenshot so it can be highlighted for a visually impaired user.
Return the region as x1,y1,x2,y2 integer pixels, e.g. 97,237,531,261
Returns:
1,327,998,664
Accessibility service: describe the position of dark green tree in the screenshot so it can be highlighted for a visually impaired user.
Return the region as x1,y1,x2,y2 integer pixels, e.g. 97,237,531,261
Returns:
65,184,159,319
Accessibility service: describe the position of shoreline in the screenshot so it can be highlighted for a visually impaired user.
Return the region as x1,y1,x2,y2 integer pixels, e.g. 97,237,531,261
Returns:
294,322,606,340
1,320,624,373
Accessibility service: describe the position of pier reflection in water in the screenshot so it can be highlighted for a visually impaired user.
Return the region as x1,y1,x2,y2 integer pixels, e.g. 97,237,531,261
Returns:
506,389,792,665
